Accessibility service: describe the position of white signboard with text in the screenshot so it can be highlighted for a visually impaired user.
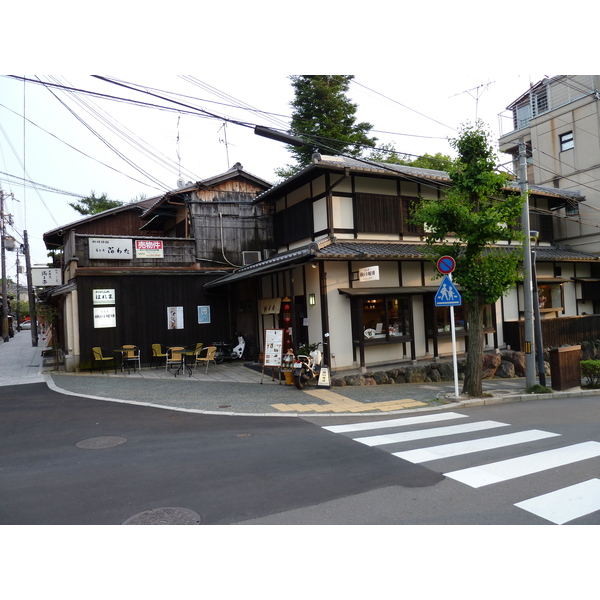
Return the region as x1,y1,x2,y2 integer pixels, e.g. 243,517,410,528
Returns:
359,265,379,282
89,238,133,259
93,306,117,328
31,268,61,287
93,289,116,305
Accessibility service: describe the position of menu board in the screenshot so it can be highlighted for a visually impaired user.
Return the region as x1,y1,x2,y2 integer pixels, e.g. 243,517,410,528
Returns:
263,329,284,367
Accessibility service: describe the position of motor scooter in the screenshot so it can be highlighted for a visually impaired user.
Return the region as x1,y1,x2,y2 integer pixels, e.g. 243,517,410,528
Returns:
292,343,322,389
213,332,246,363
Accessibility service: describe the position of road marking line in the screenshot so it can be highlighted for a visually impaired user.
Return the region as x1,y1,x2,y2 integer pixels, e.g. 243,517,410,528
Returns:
393,430,560,463
445,441,600,488
323,412,467,433
514,479,600,524
354,420,509,447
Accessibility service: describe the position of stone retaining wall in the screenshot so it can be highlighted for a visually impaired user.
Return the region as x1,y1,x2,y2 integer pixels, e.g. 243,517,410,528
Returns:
331,350,547,387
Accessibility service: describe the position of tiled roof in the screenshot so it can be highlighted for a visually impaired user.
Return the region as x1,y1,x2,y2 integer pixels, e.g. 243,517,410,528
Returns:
255,154,584,203
316,241,427,259
204,240,599,291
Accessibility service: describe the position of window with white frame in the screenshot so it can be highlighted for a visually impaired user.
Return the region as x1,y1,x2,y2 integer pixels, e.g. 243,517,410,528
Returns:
560,131,574,152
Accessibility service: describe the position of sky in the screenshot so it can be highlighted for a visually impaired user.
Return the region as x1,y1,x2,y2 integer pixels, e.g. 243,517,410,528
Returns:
0,72,549,279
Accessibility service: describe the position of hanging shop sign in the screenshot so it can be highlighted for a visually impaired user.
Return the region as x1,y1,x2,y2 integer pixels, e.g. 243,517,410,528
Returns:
358,265,379,282
31,268,61,287
135,240,164,258
260,298,282,315
89,238,133,259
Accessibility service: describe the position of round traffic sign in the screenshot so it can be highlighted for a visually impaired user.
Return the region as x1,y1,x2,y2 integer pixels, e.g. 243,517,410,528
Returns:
437,255,456,274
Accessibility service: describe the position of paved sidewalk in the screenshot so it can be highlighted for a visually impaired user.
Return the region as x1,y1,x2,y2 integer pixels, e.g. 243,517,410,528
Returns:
2,328,597,416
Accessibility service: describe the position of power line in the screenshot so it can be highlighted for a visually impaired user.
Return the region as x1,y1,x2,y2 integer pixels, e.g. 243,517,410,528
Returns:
352,79,457,132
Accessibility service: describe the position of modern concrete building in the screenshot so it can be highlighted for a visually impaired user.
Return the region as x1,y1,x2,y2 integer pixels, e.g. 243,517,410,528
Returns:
499,75,600,253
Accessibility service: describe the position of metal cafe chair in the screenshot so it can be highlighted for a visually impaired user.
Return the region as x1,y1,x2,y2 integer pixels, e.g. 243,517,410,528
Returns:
151,343,168,369
166,346,185,375
120,345,141,374
195,345,217,374
91,347,117,374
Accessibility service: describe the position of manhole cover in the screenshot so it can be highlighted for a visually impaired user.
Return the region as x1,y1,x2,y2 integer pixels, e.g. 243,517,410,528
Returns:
123,507,202,525
76,436,128,449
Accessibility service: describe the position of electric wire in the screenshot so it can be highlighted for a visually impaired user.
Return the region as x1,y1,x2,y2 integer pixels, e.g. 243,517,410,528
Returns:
38,76,172,192
50,75,201,185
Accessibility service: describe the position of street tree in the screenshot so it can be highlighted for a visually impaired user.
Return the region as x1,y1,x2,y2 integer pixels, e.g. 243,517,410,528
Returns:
411,121,524,397
69,192,123,216
275,75,377,179
368,142,454,171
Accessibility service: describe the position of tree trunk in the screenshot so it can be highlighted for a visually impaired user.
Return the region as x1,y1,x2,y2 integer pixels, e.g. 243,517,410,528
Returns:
462,294,485,397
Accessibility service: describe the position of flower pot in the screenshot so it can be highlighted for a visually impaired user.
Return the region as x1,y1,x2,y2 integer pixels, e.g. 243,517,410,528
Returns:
283,370,295,385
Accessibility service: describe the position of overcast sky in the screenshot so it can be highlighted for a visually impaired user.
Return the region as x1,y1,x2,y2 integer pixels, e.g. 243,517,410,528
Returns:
0,72,549,278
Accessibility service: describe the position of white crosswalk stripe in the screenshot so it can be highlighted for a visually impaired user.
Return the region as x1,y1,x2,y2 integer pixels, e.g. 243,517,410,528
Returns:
354,420,509,447
321,413,600,524
322,411,467,434
393,429,560,463
444,441,600,488
514,479,600,525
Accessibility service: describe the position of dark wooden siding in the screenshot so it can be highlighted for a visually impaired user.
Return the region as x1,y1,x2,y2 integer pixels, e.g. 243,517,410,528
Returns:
273,200,313,247
77,273,230,369
355,193,400,233
504,314,600,351
354,193,423,235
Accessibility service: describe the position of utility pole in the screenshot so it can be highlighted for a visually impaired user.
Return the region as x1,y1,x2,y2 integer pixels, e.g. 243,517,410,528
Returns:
1,190,9,342
23,230,38,347
519,138,536,388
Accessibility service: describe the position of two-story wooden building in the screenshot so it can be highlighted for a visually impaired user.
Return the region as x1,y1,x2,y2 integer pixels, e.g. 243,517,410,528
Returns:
42,163,272,371
206,154,600,372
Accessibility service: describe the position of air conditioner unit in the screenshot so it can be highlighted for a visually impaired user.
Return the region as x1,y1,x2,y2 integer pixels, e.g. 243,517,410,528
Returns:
262,249,275,260
242,251,262,265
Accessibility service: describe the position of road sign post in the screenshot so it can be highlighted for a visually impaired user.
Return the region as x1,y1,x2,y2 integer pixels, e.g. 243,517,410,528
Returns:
435,259,460,398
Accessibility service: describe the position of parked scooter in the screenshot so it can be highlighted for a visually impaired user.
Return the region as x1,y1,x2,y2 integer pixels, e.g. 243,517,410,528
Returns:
213,332,246,363
293,342,322,389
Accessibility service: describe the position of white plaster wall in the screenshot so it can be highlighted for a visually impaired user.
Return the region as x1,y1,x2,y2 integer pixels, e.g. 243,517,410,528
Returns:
313,197,327,231
323,261,355,368
331,196,353,229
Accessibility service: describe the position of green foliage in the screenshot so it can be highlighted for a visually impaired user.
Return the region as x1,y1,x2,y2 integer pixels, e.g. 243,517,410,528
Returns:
581,360,600,388
526,384,553,394
412,122,524,304
69,191,123,216
411,121,525,397
367,143,454,171
275,75,377,178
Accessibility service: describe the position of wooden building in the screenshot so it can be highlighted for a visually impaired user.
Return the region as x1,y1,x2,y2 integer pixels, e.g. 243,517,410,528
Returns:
42,164,271,371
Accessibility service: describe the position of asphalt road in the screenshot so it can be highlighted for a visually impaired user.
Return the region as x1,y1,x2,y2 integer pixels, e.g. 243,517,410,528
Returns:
0,382,442,525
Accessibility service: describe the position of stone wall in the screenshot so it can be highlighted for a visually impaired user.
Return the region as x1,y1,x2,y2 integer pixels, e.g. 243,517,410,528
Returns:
331,350,548,387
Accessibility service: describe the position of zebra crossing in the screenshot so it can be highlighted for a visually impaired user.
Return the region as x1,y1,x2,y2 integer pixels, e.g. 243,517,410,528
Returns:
322,411,600,524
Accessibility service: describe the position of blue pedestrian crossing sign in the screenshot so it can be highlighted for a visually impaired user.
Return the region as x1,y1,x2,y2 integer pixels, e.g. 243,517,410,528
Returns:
435,275,462,306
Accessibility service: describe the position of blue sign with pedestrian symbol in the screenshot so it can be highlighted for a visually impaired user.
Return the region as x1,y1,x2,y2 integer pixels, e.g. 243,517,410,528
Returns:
435,275,461,306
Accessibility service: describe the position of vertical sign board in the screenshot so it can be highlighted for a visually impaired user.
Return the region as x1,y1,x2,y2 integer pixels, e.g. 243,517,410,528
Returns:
262,329,284,383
